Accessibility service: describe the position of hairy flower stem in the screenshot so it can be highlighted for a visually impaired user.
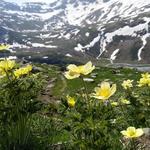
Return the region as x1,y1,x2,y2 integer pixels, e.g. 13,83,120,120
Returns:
5,70,11,82
3,57,12,82
120,104,130,126
130,139,136,150
81,76,91,110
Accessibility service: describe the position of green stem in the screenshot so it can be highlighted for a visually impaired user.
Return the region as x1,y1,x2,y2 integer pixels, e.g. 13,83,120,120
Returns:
3,57,12,83
5,70,12,83
130,139,136,150
120,104,130,126
81,76,91,110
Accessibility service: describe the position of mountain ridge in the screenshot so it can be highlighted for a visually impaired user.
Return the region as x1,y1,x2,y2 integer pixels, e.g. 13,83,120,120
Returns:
0,0,150,64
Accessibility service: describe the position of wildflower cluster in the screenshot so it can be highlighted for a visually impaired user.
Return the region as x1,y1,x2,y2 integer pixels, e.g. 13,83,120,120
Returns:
14,64,32,78
0,45,43,149
138,72,150,87
122,79,133,90
0,44,149,149
0,59,15,75
0,59,32,79
60,61,148,149
0,44,9,51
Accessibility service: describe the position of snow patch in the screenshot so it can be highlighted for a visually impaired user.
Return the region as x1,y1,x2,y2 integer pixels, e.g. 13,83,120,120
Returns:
11,42,30,49
43,56,48,59
98,17,150,59
31,43,57,48
63,33,71,39
85,32,90,37
110,49,120,63
65,53,72,57
0,56,17,60
84,34,100,50
137,34,150,61
74,43,84,52
74,34,101,53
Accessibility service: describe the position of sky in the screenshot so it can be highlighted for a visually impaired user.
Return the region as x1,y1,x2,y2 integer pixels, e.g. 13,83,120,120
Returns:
5,0,57,4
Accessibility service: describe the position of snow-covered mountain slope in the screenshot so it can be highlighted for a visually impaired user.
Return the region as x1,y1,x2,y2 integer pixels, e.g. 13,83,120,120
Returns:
1,0,150,63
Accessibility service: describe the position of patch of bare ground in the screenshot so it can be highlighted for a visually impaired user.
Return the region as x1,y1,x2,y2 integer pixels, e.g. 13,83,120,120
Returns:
39,77,58,103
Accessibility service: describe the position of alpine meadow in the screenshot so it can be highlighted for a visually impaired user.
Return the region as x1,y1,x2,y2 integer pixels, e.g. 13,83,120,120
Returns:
0,0,150,149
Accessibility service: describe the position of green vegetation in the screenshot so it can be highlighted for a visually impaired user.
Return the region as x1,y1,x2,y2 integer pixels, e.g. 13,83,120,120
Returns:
0,57,149,149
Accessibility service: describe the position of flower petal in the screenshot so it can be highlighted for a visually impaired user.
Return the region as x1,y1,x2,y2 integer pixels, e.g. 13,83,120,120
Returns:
67,64,79,72
121,130,128,136
110,84,116,97
81,61,95,75
135,129,144,137
64,71,80,79
101,82,110,90
127,127,136,133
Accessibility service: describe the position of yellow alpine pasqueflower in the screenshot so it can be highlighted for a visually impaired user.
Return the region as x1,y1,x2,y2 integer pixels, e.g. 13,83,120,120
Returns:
0,44,10,51
121,99,130,104
14,64,32,78
92,82,116,100
141,72,150,78
122,79,133,90
67,95,75,107
121,127,144,138
137,73,150,87
64,61,95,79
0,59,15,75
111,102,118,106
64,70,80,79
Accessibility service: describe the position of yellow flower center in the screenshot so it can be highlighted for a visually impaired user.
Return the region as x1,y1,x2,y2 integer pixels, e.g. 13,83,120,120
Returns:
128,130,136,136
99,89,110,97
